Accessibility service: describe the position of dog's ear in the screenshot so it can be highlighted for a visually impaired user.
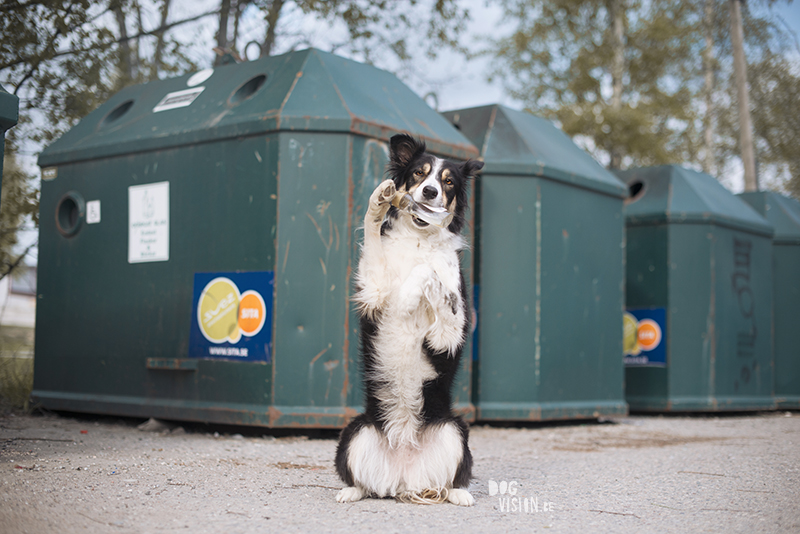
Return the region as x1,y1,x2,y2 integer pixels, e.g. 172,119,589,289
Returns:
390,134,425,168
460,159,484,178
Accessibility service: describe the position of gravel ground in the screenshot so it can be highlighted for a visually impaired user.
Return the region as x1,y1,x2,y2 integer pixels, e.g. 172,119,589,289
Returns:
1,410,798,533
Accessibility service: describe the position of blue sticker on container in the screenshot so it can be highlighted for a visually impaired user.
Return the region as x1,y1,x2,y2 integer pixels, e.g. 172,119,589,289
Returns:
189,271,274,362
624,307,666,367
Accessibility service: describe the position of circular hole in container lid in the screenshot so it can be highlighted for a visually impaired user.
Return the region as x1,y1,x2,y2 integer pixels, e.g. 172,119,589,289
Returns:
56,192,85,237
230,75,267,105
100,100,134,127
628,180,645,201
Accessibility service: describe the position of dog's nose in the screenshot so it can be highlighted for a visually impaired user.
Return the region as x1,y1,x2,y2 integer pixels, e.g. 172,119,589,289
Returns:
422,186,438,200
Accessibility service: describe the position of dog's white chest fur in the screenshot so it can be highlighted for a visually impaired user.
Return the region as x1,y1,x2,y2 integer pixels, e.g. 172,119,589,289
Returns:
356,215,467,449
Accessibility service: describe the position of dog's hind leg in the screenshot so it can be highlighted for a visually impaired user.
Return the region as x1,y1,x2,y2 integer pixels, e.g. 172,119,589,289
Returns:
446,488,475,507
336,422,400,500
335,416,372,503
403,420,474,506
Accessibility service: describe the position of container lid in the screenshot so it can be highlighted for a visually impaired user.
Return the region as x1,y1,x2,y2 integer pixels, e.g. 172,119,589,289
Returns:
39,48,477,167
616,165,774,237
442,104,627,198
0,83,19,132
739,191,800,245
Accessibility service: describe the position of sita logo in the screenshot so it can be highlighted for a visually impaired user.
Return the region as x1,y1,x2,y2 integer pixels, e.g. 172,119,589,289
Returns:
197,277,266,344
623,312,662,355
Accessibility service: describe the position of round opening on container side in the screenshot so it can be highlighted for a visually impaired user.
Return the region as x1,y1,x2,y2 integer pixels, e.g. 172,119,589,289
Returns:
101,100,134,127
229,75,267,105
56,192,85,237
628,180,645,201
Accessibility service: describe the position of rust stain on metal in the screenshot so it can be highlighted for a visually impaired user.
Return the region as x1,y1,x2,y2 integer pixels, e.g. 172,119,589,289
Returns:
348,117,478,161
343,407,360,425
271,144,281,417
709,234,716,399
309,346,330,367
341,138,355,404
454,404,476,423
415,118,437,138
268,405,282,426
328,213,334,249
276,71,304,128
334,220,340,251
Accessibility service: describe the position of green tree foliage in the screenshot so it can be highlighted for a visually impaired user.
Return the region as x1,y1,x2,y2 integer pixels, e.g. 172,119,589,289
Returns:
489,0,700,169
0,0,473,277
488,0,799,198
0,1,200,278
748,54,800,197
0,132,38,277
709,0,800,197
1,1,120,145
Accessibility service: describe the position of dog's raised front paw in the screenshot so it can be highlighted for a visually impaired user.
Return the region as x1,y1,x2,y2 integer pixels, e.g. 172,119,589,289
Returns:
336,486,366,503
366,179,396,224
369,179,396,207
446,488,475,507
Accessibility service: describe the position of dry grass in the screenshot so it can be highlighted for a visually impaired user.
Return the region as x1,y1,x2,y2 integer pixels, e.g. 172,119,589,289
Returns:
0,355,33,410
0,326,35,411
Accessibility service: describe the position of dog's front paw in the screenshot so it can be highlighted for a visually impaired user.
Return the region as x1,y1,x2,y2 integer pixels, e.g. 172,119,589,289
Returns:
367,179,396,220
447,488,475,507
398,264,437,314
336,486,366,503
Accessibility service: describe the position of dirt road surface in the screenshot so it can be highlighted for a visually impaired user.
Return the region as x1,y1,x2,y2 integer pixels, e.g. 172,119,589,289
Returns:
1,411,798,533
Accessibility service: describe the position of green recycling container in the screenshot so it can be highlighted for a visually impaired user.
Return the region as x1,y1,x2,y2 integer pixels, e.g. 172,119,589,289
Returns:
32,48,479,428
442,104,628,421
739,191,800,409
0,83,20,204
617,165,775,411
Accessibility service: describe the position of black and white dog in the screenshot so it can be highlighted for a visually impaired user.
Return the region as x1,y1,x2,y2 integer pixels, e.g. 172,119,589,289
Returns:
335,134,483,506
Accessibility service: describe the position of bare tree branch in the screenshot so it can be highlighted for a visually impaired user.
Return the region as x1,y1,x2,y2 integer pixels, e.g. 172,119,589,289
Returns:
1,8,220,72
0,240,38,283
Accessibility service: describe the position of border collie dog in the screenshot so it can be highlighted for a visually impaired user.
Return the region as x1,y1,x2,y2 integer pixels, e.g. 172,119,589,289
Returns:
335,134,483,506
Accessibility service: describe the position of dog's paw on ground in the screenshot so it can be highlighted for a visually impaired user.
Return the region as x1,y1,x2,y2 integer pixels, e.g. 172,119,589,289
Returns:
336,486,365,503
446,488,475,507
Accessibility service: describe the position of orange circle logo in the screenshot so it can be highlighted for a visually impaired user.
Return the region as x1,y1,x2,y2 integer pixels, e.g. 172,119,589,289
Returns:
637,319,662,351
238,290,266,336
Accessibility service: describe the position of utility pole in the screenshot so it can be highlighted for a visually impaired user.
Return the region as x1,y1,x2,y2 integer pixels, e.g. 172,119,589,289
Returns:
702,0,715,176
609,0,625,170
729,0,758,191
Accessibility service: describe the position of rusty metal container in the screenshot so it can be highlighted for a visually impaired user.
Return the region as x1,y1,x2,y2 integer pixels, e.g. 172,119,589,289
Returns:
33,49,478,427
443,104,628,421
739,191,800,409
618,166,775,411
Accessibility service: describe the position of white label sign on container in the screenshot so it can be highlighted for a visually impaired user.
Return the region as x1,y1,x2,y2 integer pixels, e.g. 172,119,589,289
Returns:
152,86,205,113
129,181,169,263
86,200,101,224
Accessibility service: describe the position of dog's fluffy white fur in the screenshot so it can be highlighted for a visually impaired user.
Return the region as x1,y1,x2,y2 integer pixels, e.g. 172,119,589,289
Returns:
335,134,483,506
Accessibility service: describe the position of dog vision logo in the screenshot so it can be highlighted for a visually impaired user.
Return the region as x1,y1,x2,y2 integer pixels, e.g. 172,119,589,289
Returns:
489,480,554,514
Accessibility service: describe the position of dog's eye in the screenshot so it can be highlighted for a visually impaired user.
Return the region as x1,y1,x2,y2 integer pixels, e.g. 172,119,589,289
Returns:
444,178,453,186
414,170,424,177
